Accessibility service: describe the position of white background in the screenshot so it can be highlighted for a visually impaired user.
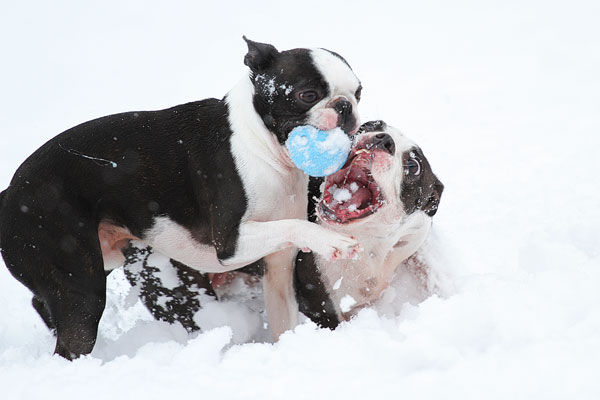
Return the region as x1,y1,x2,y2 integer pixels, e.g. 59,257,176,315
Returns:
1,1,599,399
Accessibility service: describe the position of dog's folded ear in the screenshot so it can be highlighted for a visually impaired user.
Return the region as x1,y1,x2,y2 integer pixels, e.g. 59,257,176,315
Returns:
423,177,444,217
358,120,388,134
243,36,279,74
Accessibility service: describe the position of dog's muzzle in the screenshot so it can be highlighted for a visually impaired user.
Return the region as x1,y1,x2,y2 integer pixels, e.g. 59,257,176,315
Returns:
332,98,357,134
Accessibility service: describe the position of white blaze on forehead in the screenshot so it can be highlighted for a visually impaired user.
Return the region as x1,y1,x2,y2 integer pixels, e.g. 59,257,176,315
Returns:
310,48,360,96
384,126,418,155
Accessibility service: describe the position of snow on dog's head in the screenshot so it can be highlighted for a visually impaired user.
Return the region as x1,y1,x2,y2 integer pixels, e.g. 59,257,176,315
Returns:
229,38,362,145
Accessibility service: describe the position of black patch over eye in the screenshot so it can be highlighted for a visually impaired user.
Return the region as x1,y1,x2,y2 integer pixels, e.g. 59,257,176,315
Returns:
354,86,362,102
404,158,421,176
297,90,321,104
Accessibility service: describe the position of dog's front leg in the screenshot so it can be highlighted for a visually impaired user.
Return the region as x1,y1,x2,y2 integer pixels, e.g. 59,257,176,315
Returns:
220,219,361,267
263,247,298,340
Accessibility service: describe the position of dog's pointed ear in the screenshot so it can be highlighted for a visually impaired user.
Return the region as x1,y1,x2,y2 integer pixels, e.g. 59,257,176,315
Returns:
243,36,279,73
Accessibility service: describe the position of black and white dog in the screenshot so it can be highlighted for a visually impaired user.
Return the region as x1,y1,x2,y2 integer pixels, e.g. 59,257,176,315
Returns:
123,121,444,332
297,121,443,326
0,38,363,359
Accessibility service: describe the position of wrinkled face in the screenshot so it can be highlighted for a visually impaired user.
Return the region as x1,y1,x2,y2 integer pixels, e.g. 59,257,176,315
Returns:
317,121,444,228
244,39,362,144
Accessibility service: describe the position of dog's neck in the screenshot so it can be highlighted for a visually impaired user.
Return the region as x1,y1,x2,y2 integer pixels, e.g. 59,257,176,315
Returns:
226,73,296,174
334,212,431,265
226,72,307,222
315,212,432,318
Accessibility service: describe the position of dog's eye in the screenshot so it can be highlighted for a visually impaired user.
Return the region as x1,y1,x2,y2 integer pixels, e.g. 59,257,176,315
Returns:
404,159,421,176
354,86,362,103
297,90,320,104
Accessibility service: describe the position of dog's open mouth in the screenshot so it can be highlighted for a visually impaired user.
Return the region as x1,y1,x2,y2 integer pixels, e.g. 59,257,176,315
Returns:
318,147,385,224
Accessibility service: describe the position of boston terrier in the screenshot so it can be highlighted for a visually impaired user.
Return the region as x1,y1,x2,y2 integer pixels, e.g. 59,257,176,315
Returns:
296,120,444,326
0,37,363,359
121,121,444,332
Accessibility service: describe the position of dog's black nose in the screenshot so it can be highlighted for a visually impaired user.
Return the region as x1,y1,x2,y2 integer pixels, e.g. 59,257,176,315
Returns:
372,133,395,155
333,99,356,133
334,100,352,118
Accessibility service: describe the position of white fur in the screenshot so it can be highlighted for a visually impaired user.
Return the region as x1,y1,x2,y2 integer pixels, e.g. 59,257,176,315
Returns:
315,126,434,319
226,74,308,221
318,212,431,319
143,217,230,273
263,248,298,340
310,49,361,99
306,49,361,133
140,70,361,339
142,216,360,273
224,73,360,257
102,251,127,272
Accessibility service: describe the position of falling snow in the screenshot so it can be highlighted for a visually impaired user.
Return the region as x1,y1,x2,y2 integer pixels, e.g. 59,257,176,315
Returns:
1,2,600,400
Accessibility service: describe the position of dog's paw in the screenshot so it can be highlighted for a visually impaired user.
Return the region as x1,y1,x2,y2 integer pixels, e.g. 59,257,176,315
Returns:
297,228,362,261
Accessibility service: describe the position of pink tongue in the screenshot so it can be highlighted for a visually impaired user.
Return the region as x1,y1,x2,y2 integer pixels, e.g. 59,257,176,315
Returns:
351,187,372,209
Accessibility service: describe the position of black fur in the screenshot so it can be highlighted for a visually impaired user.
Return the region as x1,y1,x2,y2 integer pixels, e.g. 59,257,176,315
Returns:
0,39,359,359
120,122,444,334
357,120,387,133
0,189,5,247
0,99,245,358
243,37,279,74
401,147,444,217
247,42,360,144
122,174,340,332
250,48,331,144
122,244,215,333
295,176,339,328
294,251,340,329
122,243,341,332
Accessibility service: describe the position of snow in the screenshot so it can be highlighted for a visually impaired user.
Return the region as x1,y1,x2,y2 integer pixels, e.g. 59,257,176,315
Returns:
1,1,600,399
255,74,277,104
147,251,181,290
339,295,357,313
315,127,352,155
332,277,343,290
279,83,294,95
332,186,352,203
291,134,309,147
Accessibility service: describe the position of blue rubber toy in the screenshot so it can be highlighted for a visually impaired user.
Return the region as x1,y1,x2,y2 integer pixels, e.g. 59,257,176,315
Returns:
286,126,352,177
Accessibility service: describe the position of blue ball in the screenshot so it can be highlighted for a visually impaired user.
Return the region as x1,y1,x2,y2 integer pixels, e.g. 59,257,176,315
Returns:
286,126,352,177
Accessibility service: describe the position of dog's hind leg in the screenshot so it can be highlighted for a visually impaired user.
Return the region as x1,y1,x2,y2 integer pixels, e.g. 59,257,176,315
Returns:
41,233,107,359
32,296,55,331
45,277,106,360
1,210,107,360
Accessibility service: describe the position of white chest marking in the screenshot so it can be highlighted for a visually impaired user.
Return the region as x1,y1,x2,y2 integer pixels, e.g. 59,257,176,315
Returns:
226,75,308,222
143,217,240,273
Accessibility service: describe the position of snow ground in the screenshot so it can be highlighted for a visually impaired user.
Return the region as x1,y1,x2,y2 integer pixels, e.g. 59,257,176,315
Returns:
1,1,600,399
